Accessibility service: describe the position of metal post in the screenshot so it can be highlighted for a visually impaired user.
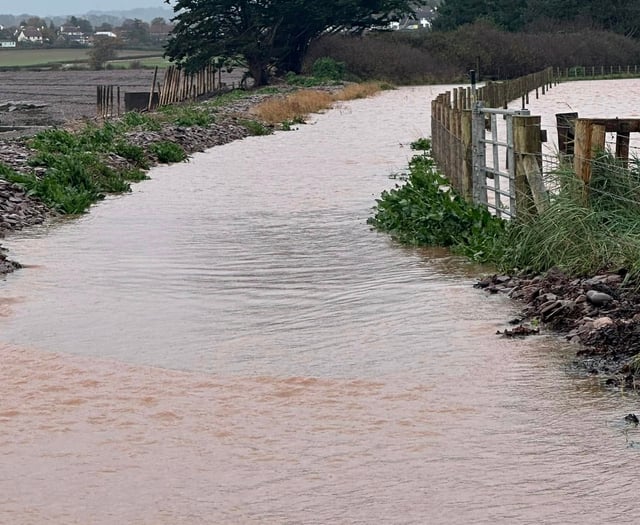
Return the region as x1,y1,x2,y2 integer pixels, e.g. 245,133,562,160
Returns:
469,69,477,104
471,101,487,208
490,113,502,217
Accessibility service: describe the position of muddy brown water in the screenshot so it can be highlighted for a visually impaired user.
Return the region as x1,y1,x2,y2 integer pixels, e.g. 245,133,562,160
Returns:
1,83,640,524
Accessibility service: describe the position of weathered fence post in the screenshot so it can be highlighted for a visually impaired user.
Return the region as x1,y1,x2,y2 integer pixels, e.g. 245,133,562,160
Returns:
556,112,578,160
574,119,606,201
148,66,159,111
616,123,631,167
513,115,546,218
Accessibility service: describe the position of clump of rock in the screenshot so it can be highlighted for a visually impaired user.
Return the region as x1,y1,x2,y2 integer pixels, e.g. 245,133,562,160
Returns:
477,267,640,385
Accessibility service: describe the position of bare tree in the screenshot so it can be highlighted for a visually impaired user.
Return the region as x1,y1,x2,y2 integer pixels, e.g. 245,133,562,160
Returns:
88,36,120,69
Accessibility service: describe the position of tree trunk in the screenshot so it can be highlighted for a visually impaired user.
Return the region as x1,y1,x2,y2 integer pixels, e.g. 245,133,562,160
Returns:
246,57,269,87
277,35,311,75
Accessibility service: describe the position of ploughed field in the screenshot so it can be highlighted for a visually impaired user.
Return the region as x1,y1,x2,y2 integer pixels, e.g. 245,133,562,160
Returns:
0,69,246,133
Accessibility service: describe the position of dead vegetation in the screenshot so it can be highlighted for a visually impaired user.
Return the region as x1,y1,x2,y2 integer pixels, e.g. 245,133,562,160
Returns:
252,82,384,124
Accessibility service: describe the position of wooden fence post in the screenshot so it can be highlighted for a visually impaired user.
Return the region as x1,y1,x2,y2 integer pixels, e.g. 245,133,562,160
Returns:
556,112,578,159
148,66,158,111
574,119,606,201
616,123,630,167
471,102,487,208
513,115,546,218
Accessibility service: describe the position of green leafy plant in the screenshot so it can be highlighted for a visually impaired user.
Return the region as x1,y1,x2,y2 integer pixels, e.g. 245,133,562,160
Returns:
30,129,80,155
121,168,149,182
284,71,334,87
4,161,100,214
239,119,272,136
368,139,505,262
311,57,346,81
281,115,305,131
410,138,431,151
151,141,188,163
121,111,162,131
114,142,149,169
159,104,214,127
207,89,254,108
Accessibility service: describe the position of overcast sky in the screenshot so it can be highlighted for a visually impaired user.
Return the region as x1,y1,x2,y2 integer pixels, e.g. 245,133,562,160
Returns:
4,1,170,16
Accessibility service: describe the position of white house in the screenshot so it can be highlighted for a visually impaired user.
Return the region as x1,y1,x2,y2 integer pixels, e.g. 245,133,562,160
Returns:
60,25,89,45
0,40,16,48
16,27,43,44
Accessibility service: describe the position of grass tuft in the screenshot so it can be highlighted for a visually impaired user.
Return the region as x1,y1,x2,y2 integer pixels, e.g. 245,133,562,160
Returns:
496,153,640,282
151,141,188,163
253,82,384,125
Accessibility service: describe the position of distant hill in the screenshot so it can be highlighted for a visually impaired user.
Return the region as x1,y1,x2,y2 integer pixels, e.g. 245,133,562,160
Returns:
85,7,175,23
0,7,174,27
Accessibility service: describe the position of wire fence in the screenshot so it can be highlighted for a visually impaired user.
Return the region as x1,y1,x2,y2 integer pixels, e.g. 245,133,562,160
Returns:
432,68,640,220
557,65,640,79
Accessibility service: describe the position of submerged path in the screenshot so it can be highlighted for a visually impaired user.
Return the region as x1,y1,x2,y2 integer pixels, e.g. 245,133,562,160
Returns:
0,84,639,524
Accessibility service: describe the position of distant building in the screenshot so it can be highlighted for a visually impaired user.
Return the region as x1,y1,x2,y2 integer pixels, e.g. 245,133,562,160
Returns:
391,8,436,31
0,40,16,48
16,26,43,44
59,24,89,45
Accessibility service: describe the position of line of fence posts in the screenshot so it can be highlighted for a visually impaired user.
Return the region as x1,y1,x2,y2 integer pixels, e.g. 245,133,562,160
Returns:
157,64,220,107
96,85,120,118
557,65,640,79
96,63,229,117
560,116,640,201
431,67,554,215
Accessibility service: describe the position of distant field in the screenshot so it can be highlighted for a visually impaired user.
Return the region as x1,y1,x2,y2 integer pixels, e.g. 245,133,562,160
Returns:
108,56,171,69
0,48,166,68
0,69,246,128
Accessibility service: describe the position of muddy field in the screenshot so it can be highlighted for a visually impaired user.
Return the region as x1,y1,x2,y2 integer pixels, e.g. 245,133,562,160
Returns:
0,69,246,135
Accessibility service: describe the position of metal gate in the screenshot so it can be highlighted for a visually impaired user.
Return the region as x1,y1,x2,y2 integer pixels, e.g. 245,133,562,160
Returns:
472,102,530,219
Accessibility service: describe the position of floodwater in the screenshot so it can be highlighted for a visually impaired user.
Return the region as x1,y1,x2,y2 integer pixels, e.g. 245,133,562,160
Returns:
1,82,640,524
509,77,640,155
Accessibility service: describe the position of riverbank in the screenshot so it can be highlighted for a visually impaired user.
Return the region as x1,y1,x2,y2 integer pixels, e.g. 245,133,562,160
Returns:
0,81,366,274
0,96,258,271
368,137,640,387
478,269,640,386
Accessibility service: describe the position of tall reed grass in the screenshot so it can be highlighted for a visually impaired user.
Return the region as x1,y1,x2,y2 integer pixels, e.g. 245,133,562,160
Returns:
498,153,640,282
252,82,384,124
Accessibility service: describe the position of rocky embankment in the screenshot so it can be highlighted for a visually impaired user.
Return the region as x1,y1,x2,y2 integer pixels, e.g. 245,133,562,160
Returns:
478,268,640,383
0,92,278,274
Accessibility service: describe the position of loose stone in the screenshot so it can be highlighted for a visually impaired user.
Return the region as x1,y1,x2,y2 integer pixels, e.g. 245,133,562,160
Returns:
586,290,614,306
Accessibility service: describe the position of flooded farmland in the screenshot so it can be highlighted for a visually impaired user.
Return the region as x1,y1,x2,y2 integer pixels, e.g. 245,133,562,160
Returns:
1,81,640,524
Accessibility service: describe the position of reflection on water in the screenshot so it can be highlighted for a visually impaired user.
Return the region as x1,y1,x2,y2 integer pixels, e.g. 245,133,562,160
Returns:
1,83,640,524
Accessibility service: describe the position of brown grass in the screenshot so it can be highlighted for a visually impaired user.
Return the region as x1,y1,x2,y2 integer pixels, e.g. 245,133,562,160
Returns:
336,81,383,100
253,82,384,124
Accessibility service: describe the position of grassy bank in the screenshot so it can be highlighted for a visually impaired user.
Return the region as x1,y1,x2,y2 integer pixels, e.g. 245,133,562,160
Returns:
0,94,252,214
369,141,640,285
0,80,385,216
500,154,640,282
